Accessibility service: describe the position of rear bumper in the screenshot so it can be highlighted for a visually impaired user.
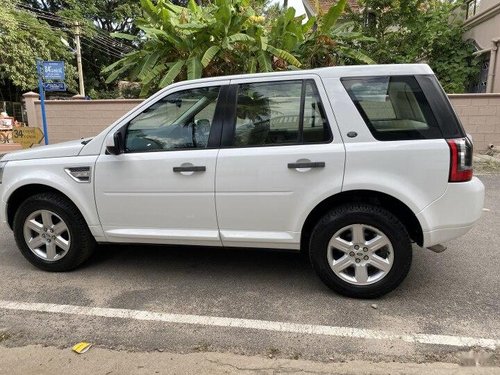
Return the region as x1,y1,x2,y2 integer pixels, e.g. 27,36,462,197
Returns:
422,224,475,248
417,177,484,247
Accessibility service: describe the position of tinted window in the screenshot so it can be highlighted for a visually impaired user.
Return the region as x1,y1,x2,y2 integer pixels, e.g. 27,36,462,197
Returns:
232,80,331,147
342,76,442,141
125,86,220,153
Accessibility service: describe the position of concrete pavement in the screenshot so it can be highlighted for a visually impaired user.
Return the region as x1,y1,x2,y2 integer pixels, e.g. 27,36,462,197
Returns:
0,345,499,375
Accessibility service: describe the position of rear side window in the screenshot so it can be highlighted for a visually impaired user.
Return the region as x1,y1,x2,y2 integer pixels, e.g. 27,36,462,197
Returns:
341,76,442,141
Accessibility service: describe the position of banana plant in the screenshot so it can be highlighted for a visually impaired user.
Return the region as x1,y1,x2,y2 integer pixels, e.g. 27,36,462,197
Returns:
298,0,376,68
104,0,302,96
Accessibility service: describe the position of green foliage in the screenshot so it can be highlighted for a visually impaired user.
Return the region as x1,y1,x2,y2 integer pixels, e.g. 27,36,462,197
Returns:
0,2,77,95
350,0,479,93
22,0,142,34
17,0,143,99
320,0,347,34
106,0,375,96
266,5,374,69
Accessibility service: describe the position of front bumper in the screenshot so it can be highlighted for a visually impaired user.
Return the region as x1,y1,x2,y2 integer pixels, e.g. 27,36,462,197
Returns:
417,176,485,247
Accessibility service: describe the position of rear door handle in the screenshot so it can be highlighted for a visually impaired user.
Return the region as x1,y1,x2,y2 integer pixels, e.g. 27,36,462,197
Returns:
288,162,325,169
173,166,206,172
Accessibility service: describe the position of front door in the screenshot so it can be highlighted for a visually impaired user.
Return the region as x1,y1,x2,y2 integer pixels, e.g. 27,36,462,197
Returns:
94,84,226,246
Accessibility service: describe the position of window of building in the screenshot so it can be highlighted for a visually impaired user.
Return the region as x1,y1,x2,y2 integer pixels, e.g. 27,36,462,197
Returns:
364,9,377,29
469,54,490,93
466,0,481,19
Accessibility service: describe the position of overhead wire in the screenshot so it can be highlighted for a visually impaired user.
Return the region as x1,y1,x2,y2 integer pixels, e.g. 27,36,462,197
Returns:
12,7,127,92
80,38,124,59
82,34,130,56
91,33,134,53
16,4,133,55
12,21,67,37
17,4,74,22
80,34,126,57
13,25,121,84
13,21,124,61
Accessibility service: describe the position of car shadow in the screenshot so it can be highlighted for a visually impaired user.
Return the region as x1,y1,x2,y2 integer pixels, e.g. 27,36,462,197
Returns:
80,244,416,301
86,243,320,287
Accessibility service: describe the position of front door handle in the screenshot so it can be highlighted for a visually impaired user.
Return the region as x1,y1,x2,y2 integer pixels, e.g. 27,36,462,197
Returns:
173,166,206,172
288,162,325,169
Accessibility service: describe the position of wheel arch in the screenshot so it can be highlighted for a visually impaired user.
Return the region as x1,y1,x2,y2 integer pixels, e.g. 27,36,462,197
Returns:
7,184,88,230
300,190,424,252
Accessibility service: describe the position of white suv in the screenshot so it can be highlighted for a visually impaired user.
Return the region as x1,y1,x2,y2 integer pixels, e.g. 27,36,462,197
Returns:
0,65,484,298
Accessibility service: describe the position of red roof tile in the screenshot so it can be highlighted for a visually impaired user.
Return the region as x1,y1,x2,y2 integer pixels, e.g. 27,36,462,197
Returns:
315,0,359,13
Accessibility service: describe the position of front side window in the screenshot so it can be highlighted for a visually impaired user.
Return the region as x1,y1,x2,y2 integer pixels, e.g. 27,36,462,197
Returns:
342,76,442,141
231,80,331,147
125,86,220,153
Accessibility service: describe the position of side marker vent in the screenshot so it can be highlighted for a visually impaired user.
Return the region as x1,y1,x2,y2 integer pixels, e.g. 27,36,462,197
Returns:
65,167,91,183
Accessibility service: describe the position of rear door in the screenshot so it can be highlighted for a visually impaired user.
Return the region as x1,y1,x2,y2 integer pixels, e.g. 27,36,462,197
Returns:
215,75,345,249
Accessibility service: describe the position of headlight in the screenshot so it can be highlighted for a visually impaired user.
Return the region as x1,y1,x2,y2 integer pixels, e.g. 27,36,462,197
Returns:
0,161,7,184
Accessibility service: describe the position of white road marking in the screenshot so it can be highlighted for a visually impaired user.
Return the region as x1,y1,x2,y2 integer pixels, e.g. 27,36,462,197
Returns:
0,300,499,350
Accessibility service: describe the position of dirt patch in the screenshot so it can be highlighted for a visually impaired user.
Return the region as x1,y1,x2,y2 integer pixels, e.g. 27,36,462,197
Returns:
474,152,500,175
0,332,11,343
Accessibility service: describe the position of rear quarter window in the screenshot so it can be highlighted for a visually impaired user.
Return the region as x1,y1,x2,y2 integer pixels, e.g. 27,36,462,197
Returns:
341,76,443,141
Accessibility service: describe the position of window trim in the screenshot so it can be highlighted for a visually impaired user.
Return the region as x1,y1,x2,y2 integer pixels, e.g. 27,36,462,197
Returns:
220,79,333,149
122,85,227,154
298,81,306,143
415,75,466,139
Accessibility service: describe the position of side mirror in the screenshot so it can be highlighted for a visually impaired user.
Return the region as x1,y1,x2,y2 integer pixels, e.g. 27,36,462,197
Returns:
105,131,123,155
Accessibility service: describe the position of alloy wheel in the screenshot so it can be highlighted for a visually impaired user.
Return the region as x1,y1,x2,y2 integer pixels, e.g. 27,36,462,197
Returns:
23,209,71,262
327,223,394,286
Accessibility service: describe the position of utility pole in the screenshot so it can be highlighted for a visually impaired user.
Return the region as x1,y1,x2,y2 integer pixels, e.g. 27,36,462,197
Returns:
74,23,85,97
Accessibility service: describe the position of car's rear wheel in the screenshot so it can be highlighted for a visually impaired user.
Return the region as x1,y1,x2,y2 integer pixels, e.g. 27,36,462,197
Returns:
13,192,95,271
309,204,412,298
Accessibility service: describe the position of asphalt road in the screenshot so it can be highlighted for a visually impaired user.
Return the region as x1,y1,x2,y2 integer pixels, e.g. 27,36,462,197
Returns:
0,175,499,366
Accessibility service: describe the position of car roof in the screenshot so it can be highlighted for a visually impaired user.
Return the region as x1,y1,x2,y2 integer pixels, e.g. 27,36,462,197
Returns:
165,64,434,91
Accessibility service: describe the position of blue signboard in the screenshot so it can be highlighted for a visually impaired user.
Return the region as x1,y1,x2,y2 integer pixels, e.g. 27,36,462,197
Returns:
42,61,65,80
43,82,67,92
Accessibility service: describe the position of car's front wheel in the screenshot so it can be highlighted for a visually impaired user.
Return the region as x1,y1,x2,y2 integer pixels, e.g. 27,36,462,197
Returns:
309,204,412,298
13,192,95,271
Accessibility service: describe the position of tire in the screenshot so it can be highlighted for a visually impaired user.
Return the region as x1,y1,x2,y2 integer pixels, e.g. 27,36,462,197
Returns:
309,204,412,299
13,192,96,272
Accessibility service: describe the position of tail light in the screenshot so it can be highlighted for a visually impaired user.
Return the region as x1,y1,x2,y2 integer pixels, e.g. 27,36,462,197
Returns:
447,138,473,182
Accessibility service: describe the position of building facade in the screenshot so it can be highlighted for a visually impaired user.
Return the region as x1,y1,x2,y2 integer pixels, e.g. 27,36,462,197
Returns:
464,0,500,93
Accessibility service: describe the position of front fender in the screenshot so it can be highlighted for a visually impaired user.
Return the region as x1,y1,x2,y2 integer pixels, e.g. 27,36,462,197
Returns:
0,156,102,238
